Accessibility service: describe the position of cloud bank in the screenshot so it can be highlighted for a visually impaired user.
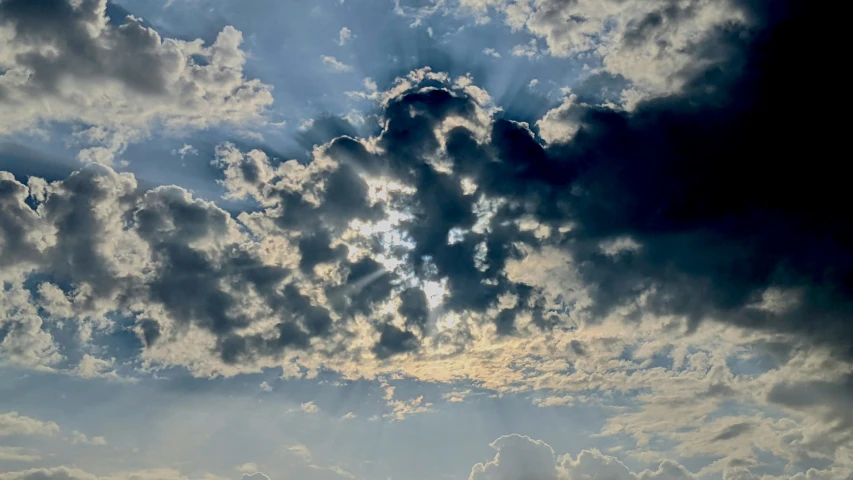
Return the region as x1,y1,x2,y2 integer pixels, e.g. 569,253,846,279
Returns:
0,0,272,164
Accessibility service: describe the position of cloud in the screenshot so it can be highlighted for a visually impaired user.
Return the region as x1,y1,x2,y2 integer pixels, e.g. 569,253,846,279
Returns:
0,0,273,165
0,468,221,480
510,39,539,58
300,401,320,414
321,55,354,72
0,412,60,437
0,447,40,462
338,27,353,46
69,430,107,446
482,48,501,58
71,354,120,380
469,434,697,480
470,434,561,480
171,144,198,160
444,0,748,98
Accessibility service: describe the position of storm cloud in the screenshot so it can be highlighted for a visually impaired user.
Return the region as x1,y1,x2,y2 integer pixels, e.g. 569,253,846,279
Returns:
1,0,850,376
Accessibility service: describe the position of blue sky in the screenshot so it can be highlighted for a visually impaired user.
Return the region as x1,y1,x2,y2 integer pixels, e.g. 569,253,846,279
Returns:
1,1,852,480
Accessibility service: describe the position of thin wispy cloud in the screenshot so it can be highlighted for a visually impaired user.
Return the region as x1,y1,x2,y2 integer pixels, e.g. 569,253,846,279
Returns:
321,55,354,72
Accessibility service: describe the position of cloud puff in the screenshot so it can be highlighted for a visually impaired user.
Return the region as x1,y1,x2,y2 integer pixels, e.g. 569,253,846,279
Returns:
0,412,60,437
0,0,273,164
321,55,354,72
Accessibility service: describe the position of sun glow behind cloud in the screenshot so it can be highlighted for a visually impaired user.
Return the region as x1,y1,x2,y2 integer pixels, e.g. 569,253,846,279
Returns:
1,1,851,480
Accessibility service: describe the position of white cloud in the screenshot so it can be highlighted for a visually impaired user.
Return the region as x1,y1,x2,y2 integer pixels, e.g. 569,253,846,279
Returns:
1,69,851,479
511,39,539,58
0,412,60,437
69,430,107,446
0,447,40,462
300,401,320,414
470,434,697,480
321,55,354,72
71,354,120,380
171,144,199,160
338,27,354,46
535,93,584,144
0,467,224,480
421,0,748,97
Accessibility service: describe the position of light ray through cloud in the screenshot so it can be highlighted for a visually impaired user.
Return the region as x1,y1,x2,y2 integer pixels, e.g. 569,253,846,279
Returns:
1,1,851,480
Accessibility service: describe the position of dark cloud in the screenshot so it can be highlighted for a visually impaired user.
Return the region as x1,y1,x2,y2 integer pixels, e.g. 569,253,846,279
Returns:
0,0,172,95
372,323,419,359
711,422,754,442
0,172,44,267
1,0,850,368
336,0,852,358
295,115,360,154
536,0,852,356
768,376,853,431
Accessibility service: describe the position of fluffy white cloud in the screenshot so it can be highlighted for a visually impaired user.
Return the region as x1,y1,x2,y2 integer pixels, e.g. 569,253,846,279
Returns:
69,430,107,446
301,401,320,414
0,412,60,437
470,434,561,480
535,93,584,143
338,27,353,46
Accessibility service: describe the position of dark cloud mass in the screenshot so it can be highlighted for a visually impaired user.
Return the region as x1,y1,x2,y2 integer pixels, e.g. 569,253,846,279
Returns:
1,0,850,369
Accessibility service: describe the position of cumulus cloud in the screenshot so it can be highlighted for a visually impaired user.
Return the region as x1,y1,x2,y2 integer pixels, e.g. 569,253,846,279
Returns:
69,430,107,446
300,401,320,414
0,412,59,437
0,2,851,475
338,26,353,46
0,0,273,164
0,447,40,462
1,0,851,377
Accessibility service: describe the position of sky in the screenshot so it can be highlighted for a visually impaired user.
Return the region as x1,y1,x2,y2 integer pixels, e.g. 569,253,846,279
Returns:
0,1,851,480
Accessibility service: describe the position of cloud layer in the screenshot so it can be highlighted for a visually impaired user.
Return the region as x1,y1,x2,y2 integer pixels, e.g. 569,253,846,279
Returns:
0,0,272,164
1,0,851,478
